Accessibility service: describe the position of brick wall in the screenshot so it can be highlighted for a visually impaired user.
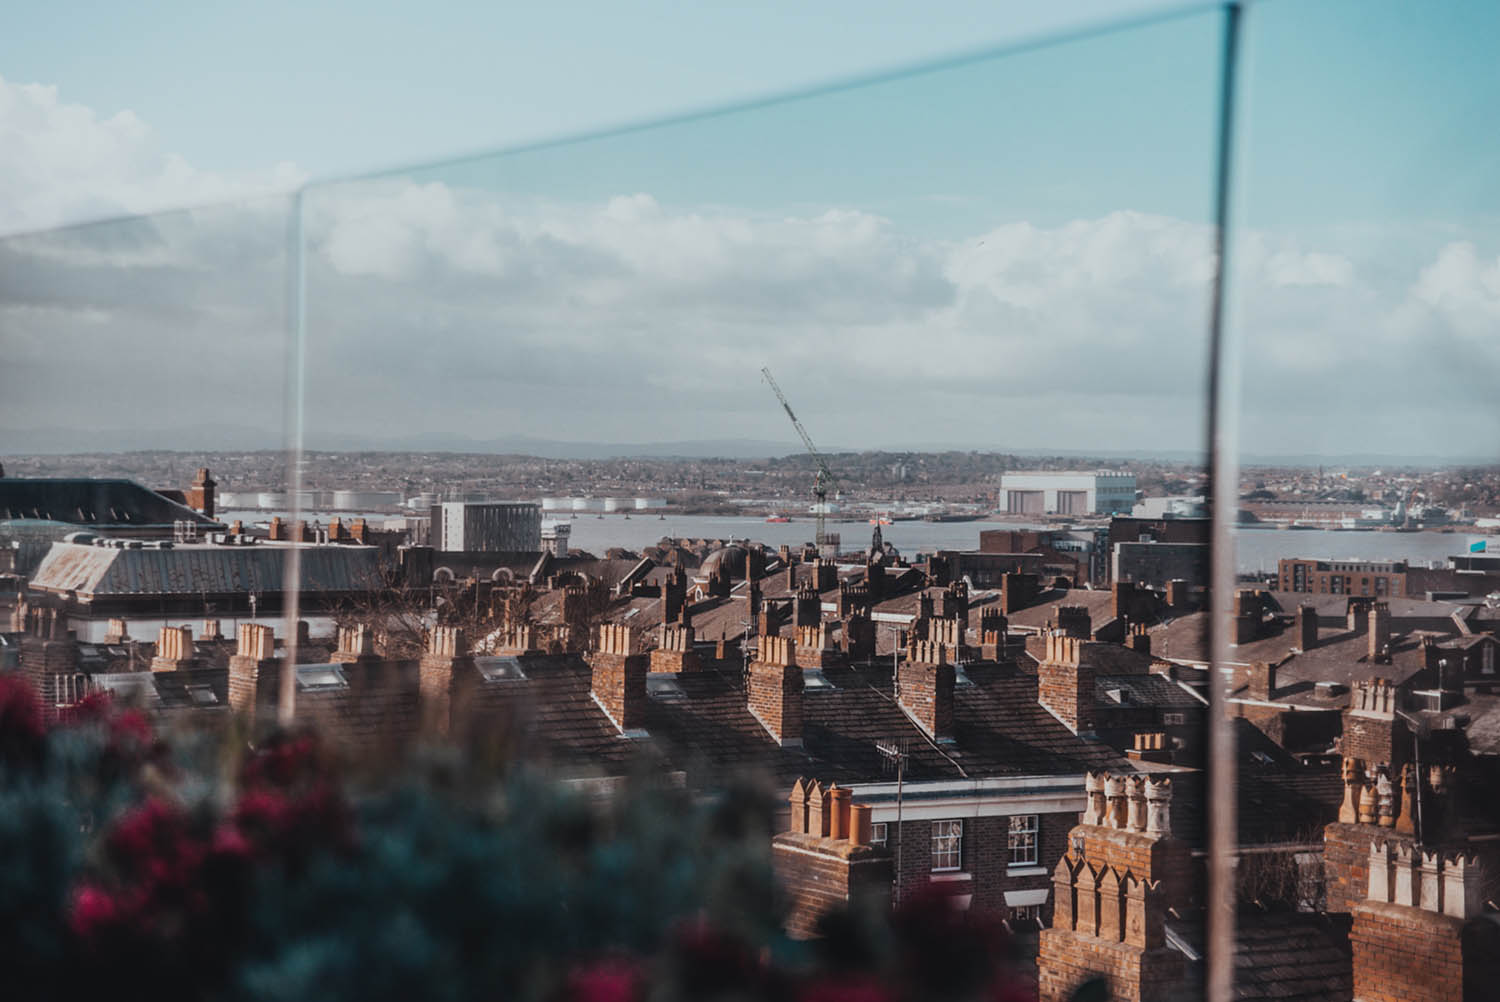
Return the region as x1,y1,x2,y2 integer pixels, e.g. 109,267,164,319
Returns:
1350,901,1464,1002
773,832,891,939
886,811,1073,921
1324,821,1389,916
1036,929,1187,1002
1342,712,1408,771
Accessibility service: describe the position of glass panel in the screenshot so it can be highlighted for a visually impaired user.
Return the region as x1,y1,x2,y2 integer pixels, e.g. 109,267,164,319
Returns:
1228,0,1499,969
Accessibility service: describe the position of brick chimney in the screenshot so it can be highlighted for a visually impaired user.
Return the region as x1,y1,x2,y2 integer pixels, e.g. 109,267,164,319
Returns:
898,641,955,742
187,467,216,518
1298,604,1319,651
747,635,802,746
1111,581,1138,622
1056,605,1091,639
812,557,837,592
1351,843,1488,1002
1038,773,1188,1002
1038,632,1095,735
151,625,197,672
1165,578,1190,612
228,623,279,718
1347,598,1370,634
199,619,222,642
1248,660,1277,701
332,624,379,664
775,776,892,939
591,625,648,735
979,607,1009,660
420,626,476,737
651,621,701,673
105,618,130,644
1369,602,1391,663
19,605,80,718
1232,589,1261,645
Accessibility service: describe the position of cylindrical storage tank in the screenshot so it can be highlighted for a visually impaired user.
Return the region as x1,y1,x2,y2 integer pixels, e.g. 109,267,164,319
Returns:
541,497,566,511
333,490,403,509
257,492,287,509
571,497,592,511
635,498,667,510
603,497,623,512
409,492,440,509
216,492,244,508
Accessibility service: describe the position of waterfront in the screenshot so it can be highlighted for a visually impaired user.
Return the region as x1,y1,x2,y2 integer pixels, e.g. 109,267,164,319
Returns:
221,509,1488,577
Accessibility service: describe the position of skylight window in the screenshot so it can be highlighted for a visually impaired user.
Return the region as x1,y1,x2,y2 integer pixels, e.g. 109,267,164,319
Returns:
295,665,347,690
646,673,685,699
477,656,527,682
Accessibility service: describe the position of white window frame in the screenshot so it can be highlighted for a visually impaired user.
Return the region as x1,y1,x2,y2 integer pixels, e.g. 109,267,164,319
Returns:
1008,814,1039,867
870,821,888,846
931,819,963,872
1163,712,1186,726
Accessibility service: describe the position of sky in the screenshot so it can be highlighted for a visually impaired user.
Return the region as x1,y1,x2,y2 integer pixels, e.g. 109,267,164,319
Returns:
0,0,1497,462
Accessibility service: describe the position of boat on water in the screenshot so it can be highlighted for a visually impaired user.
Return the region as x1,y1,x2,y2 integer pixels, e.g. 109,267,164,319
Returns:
869,514,893,526
766,515,792,523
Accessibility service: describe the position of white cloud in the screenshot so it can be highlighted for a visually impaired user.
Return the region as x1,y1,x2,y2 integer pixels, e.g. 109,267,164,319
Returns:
1,80,1494,457
0,75,304,235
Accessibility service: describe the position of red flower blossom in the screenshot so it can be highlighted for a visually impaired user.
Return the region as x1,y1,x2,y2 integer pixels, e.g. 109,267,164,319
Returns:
567,959,643,1002
800,976,896,1002
70,885,119,939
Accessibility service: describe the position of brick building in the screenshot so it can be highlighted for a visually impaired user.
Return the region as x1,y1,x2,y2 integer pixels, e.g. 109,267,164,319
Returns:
1278,558,1409,598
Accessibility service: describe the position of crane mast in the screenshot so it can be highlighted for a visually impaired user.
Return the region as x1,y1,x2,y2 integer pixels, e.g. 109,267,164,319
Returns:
761,366,840,548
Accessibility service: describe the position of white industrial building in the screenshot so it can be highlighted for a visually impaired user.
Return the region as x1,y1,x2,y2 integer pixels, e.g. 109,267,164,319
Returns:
434,501,542,552
998,471,1136,516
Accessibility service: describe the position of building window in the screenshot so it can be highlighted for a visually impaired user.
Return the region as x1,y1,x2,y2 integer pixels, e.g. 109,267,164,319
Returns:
870,822,888,846
931,820,963,872
1008,814,1039,866
1163,712,1186,726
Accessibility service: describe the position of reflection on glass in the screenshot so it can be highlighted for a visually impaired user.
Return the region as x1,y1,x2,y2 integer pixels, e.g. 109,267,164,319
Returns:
1225,4,1500,1002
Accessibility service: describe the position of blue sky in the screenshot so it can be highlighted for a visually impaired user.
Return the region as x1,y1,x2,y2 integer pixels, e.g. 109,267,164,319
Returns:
0,0,1496,458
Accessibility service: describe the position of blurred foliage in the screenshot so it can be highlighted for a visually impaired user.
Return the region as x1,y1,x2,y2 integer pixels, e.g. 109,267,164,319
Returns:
0,674,1049,1002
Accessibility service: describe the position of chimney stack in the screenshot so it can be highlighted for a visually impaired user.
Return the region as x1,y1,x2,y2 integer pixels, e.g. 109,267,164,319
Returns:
228,623,279,718
1369,602,1391,663
421,626,476,736
332,624,379,663
1038,632,1095,735
1057,605,1092,639
591,625,648,735
747,635,802,746
1298,605,1319,651
898,641,955,741
1248,660,1277,701
151,625,197,672
188,467,216,518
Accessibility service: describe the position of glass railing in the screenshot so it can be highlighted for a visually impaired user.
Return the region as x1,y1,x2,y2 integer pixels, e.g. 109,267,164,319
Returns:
2,3,1495,1000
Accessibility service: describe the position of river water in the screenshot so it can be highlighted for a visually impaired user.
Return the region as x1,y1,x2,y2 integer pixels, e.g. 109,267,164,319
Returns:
221,510,1487,576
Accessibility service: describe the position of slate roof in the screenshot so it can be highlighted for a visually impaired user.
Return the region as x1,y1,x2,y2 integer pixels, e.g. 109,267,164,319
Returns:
0,478,220,529
449,653,1130,788
1168,911,1354,1002
29,540,384,599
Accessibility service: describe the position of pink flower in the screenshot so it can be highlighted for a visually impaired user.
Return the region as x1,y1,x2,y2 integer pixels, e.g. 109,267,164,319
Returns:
567,959,643,1002
70,885,119,938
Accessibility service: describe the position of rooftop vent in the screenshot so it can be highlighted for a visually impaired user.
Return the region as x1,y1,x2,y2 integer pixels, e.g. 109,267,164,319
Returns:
1315,681,1348,697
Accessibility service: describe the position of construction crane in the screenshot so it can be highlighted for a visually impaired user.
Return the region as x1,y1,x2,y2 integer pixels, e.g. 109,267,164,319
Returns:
761,366,841,547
